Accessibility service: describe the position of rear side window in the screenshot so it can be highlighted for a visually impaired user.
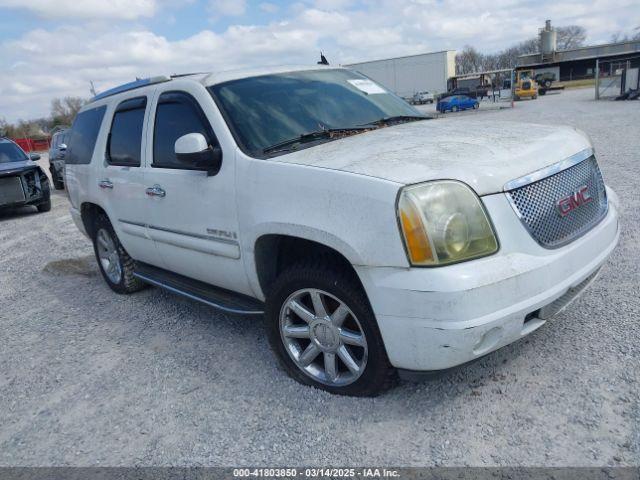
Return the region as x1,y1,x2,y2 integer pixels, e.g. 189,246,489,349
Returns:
107,97,146,167
153,91,215,169
66,106,106,165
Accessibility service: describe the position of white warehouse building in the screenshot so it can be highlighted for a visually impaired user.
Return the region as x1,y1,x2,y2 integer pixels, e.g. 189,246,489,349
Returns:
344,50,456,98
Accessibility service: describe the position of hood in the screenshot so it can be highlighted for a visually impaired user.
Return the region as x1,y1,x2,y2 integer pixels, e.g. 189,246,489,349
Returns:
272,118,592,195
0,159,36,175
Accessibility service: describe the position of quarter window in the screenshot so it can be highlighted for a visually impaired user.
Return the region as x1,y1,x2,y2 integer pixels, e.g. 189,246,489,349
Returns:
66,106,106,165
107,97,147,167
153,91,215,169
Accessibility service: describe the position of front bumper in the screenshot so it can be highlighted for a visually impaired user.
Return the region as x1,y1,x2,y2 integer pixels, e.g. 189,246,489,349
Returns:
0,168,49,209
356,188,620,371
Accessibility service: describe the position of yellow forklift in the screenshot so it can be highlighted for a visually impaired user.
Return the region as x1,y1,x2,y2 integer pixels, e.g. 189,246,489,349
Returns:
513,69,538,100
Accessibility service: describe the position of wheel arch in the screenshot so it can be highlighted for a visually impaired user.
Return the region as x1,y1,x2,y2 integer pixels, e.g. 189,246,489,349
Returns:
253,232,366,300
80,202,108,239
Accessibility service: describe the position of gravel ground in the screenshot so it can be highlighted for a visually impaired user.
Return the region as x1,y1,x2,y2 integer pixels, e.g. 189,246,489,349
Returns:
0,87,638,467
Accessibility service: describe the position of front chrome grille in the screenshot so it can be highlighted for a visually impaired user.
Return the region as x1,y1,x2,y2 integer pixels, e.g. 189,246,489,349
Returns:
506,155,608,248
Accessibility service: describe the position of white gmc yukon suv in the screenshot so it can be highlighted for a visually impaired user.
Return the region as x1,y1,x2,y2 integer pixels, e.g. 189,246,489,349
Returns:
65,66,619,396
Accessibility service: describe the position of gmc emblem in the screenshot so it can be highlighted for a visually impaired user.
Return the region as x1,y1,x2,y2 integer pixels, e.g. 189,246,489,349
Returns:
556,185,592,217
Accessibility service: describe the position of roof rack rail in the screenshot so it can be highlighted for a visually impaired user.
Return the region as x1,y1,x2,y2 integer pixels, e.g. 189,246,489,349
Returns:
91,75,171,102
170,72,207,78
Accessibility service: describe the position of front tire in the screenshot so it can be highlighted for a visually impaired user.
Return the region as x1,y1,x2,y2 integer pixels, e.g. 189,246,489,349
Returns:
265,260,396,396
92,214,145,294
36,199,51,212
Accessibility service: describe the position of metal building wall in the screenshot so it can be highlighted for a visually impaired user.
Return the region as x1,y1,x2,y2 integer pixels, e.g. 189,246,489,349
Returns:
344,50,456,98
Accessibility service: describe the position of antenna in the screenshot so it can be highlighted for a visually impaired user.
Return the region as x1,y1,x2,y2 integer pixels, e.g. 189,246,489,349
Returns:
318,52,329,65
89,80,97,97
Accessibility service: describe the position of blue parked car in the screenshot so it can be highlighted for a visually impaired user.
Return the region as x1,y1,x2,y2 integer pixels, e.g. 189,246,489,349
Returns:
437,95,479,113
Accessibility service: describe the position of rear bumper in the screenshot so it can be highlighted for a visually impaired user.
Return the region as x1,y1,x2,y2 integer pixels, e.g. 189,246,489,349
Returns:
356,189,620,371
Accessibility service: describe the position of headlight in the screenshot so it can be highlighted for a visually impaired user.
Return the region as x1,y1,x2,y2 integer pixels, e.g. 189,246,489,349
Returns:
397,181,498,266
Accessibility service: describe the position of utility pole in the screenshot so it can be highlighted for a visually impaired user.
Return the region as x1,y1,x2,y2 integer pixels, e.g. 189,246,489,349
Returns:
595,59,599,100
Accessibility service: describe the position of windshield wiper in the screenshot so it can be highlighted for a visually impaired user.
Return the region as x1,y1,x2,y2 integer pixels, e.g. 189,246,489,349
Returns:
358,115,428,127
262,127,367,154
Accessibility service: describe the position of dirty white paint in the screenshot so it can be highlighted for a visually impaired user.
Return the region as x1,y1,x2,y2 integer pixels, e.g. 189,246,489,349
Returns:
65,66,619,373
273,118,592,195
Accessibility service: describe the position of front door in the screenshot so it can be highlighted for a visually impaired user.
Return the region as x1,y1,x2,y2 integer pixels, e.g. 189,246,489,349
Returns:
143,85,250,296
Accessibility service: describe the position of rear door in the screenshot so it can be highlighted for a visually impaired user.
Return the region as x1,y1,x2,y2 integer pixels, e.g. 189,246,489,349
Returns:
97,95,161,267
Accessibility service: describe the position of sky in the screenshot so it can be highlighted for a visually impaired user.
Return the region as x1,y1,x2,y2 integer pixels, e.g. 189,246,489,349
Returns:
1,0,639,122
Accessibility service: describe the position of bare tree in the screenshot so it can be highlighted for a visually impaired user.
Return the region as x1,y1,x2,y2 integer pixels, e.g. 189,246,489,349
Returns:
456,37,539,74
51,96,86,127
455,25,587,75
555,25,587,50
610,27,640,42
0,118,17,137
455,45,485,75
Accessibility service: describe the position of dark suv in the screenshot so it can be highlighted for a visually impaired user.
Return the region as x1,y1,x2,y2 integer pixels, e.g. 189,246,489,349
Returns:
49,129,69,190
0,138,51,213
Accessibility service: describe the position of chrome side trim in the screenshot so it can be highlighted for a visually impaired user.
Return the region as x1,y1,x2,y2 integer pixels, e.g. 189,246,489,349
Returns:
119,219,146,228
503,148,594,192
149,224,239,246
117,219,239,246
132,272,264,316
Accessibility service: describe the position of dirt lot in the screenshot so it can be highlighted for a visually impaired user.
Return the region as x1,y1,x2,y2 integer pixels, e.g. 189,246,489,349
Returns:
1,87,638,467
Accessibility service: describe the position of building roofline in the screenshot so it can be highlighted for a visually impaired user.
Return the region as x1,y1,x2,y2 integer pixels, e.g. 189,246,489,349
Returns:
517,39,640,59
343,49,456,66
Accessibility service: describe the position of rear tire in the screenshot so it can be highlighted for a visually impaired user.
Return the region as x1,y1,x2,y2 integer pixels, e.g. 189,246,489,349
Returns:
265,259,397,396
452,106,458,112
92,213,145,294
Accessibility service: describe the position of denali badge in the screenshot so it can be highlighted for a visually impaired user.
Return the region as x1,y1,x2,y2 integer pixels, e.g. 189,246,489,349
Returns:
556,185,592,217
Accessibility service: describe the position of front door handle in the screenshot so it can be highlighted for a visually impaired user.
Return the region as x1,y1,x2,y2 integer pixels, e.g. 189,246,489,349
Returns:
146,185,166,198
98,179,113,189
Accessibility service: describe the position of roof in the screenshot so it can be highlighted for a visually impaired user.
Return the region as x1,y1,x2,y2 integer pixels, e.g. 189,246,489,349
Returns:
343,50,455,67
202,64,336,85
518,39,640,67
89,65,339,103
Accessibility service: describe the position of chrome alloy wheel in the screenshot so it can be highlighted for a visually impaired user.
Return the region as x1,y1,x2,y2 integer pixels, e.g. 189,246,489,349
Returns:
96,228,122,284
279,288,368,386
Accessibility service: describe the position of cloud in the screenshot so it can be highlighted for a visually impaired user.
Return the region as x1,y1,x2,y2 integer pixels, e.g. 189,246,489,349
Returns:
259,2,279,13
2,0,640,120
0,0,157,20
208,0,246,18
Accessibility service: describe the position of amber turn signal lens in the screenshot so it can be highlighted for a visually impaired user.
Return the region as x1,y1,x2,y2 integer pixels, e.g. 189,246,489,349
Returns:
399,196,434,264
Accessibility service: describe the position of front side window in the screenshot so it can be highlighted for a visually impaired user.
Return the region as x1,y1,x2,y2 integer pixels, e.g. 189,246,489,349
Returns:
209,69,422,157
107,97,146,167
0,141,28,164
66,106,106,165
153,91,215,169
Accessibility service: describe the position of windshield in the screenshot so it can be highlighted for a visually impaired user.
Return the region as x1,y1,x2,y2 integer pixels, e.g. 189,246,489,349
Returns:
209,69,423,157
0,141,28,164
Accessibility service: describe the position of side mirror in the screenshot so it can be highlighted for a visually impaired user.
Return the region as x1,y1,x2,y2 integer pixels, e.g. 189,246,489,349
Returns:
29,153,41,161
175,133,222,176
59,143,67,151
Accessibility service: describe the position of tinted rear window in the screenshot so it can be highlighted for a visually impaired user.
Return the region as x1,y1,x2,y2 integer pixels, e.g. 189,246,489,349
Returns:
107,97,146,167
66,106,106,165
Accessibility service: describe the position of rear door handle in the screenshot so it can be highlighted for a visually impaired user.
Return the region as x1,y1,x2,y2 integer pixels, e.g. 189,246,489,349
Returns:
146,185,166,198
98,180,113,189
